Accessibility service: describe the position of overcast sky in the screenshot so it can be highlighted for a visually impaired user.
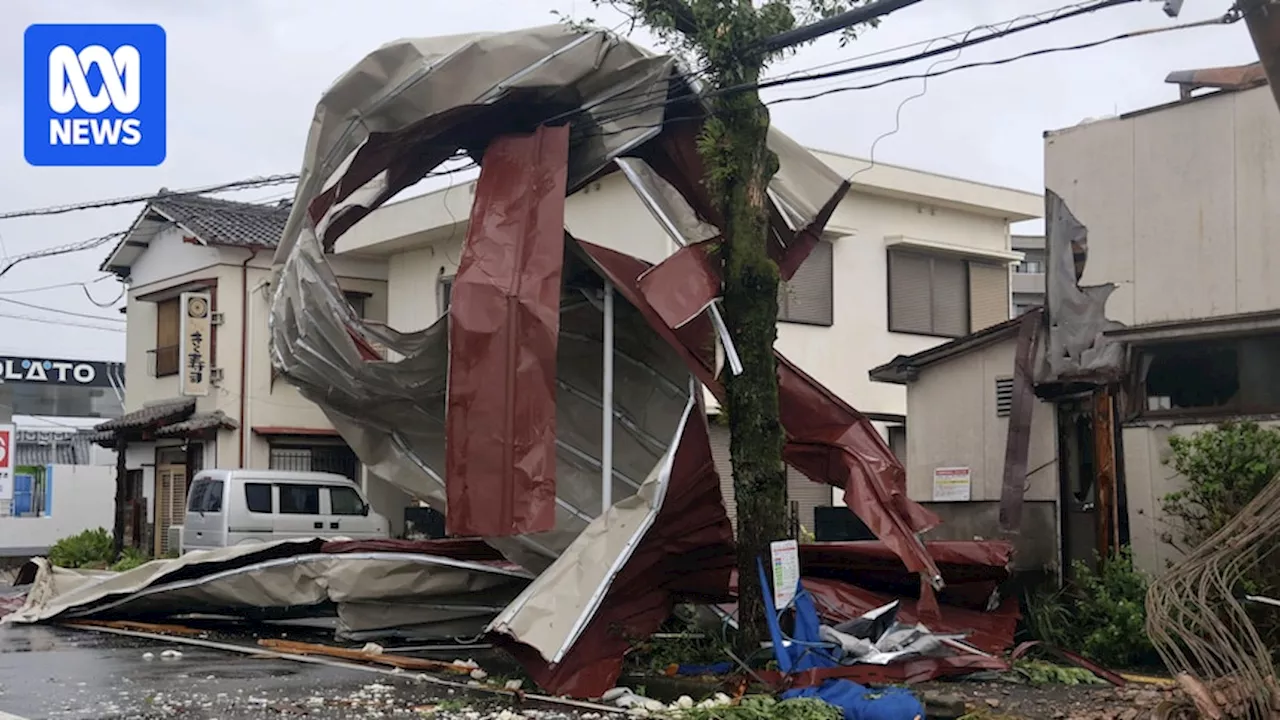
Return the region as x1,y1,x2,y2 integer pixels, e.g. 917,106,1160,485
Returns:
0,0,1256,361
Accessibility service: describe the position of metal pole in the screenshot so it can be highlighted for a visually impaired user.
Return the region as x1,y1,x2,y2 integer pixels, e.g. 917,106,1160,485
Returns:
602,282,615,518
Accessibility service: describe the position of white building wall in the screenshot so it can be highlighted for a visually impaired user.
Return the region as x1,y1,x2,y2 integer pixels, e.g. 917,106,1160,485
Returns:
1045,85,1280,327
0,465,115,555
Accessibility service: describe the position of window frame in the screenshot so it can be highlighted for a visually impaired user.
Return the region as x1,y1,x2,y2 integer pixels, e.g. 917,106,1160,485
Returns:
329,486,366,516
886,249,973,339
244,482,273,514
1132,334,1280,421
777,238,835,327
342,291,369,319
154,296,181,377
438,275,454,317
277,483,322,515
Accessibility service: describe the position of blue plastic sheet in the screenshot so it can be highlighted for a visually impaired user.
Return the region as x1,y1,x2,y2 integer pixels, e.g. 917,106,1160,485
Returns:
783,680,924,720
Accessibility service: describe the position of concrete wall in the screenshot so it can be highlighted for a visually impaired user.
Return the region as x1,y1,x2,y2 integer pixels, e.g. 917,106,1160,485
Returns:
1045,85,1280,327
903,336,1059,569
0,465,114,557
1121,418,1280,576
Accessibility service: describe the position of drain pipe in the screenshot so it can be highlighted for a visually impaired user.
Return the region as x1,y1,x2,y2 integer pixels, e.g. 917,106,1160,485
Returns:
238,247,263,468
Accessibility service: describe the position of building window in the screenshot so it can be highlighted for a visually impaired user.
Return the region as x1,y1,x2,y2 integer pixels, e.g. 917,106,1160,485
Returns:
887,425,906,464
888,250,968,337
995,377,1014,417
1137,334,1280,417
269,442,360,482
153,297,180,377
888,249,1009,337
343,291,368,319
778,239,834,326
1015,260,1043,274
439,275,454,317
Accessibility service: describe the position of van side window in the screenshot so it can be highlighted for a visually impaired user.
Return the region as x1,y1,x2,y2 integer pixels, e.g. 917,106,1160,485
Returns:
203,480,224,512
245,483,273,514
186,480,206,512
330,487,364,516
279,484,321,515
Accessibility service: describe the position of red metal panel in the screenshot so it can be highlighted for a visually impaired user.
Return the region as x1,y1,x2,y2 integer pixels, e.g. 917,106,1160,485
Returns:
445,125,569,538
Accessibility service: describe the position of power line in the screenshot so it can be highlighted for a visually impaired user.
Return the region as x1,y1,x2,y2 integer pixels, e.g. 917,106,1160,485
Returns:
0,296,125,323
0,230,128,280
0,174,299,221
0,310,124,333
0,274,116,295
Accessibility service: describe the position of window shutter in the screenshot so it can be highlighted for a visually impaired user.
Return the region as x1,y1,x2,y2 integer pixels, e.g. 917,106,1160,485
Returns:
995,377,1014,417
708,423,737,531
779,239,834,325
931,256,969,337
969,262,1009,331
889,251,932,334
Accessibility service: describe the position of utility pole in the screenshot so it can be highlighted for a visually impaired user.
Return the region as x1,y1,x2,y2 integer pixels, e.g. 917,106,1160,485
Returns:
759,0,926,53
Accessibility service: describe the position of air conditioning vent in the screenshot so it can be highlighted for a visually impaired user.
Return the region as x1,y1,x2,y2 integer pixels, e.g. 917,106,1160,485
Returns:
210,311,225,326
210,367,225,385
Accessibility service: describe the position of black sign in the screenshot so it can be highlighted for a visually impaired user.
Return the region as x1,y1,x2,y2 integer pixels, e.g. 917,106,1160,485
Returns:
0,357,123,388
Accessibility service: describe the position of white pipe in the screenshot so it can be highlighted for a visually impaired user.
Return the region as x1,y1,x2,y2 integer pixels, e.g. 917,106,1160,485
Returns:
601,282,615,519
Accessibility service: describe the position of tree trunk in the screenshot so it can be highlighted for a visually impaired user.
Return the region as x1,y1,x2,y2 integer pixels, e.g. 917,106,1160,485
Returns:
112,437,127,561
708,84,791,655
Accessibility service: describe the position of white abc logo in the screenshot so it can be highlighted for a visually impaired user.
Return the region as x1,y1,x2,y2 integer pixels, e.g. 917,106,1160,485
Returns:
48,44,140,114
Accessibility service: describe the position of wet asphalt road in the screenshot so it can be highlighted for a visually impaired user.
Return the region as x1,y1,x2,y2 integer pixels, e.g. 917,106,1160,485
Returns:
0,624,554,720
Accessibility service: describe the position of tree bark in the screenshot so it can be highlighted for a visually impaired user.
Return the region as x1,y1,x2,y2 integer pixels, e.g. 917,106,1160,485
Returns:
709,84,791,655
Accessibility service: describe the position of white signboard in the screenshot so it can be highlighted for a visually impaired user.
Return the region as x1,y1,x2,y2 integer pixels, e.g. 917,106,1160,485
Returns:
932,466,972,502
770,539,800,609
0,424,13,501
179,291,212,397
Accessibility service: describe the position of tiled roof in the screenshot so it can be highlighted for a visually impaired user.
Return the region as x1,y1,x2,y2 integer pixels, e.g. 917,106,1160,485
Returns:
150,194,292,249
153,410,239,438
94,397,195,433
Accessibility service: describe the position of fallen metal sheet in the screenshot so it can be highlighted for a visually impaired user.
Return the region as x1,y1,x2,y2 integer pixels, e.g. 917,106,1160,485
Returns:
802,578,1020,655
798,541,1012,611
757,654,1009,689
489,391,735,698
446,125,569,538
3,542,531,642
579,240,944,586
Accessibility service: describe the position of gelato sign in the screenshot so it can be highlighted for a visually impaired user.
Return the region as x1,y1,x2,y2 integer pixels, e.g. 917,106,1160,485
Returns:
0,356,120,388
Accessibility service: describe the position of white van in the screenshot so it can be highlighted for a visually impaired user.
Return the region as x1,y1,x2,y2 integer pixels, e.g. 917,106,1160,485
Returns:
181,469,390,554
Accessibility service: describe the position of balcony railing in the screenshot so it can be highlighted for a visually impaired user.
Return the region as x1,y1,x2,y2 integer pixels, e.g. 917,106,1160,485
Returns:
1011,272,1045,295
148,345,180,378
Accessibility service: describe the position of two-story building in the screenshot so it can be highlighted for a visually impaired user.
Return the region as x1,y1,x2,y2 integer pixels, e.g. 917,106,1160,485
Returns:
869,63,1280,577
333,144,1040,534
91,193,407,555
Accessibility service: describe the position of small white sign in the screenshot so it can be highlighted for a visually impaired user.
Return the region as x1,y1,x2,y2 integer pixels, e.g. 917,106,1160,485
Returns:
0,424,13,501
932,466,972,502
179,291,212,397
770,539,800,609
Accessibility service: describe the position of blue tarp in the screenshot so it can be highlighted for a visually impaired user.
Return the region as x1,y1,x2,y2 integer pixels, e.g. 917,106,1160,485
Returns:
783,681,924,720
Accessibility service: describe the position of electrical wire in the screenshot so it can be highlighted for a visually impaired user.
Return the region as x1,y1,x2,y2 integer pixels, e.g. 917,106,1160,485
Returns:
0,174,300,221
0,274,116,296
0,296,125,323
0,230,127,280
559,11,1236,150
83,281,127,308
0,310,124,333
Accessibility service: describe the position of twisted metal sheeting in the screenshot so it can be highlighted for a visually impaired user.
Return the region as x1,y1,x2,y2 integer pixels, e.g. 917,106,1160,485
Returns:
1145,473,1280,719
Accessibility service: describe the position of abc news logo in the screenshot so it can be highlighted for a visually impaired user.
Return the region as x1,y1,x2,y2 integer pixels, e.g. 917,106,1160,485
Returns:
23,24,167,167
48,44,143,147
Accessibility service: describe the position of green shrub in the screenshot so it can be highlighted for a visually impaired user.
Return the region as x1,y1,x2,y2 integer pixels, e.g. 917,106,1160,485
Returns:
1162,421,1280,550
1025,549,1159,669
1161,421,1280,648
47,528,113,569
109,548,152,572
